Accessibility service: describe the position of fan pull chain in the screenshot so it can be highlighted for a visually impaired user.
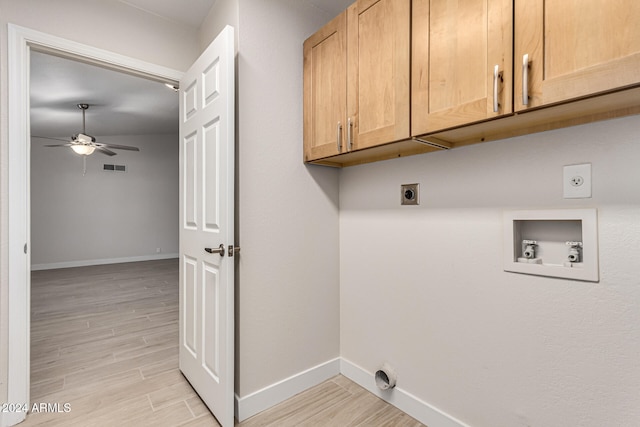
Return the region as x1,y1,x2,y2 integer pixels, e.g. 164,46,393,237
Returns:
83,156,87,176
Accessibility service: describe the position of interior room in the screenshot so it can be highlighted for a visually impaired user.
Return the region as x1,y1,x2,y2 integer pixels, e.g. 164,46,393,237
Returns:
1,1,639,427
29,51,179,270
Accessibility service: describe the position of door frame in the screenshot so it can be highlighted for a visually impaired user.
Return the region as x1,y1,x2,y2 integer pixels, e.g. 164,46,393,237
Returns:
5,24,183,427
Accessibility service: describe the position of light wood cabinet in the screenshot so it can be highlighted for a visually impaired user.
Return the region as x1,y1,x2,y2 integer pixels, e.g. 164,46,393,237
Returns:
303,0,411,164
514,0,640,111
415,0,640,147
412,0,513,136
304,0,640,167
347,0,411,151
303,12,347,161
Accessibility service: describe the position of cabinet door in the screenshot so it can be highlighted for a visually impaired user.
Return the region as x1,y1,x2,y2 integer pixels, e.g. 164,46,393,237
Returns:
412,0,512,136
515,0,640,111
303,12,347,162
347,0,410,151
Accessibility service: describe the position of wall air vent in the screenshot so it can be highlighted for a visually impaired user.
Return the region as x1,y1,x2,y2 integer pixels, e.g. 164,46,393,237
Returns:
103,164,127,172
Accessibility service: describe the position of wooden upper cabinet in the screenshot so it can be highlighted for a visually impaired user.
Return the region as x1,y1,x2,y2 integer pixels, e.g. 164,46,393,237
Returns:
347,0,411,151
303,0,410,162
305,0,640,166
515,0,640,111
412,0,513,136
303,12,347,162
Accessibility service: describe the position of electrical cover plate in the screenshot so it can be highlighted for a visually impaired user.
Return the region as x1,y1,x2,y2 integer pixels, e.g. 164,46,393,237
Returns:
401,183,419,205
563,163,591,199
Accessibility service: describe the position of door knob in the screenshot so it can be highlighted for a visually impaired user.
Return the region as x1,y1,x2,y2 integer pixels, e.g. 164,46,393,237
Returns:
205,244,225,256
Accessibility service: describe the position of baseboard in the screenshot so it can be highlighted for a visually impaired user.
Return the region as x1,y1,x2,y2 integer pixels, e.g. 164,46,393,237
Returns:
234,357,469,426
234,357,341,422
339,358,471,427
30,253,179,271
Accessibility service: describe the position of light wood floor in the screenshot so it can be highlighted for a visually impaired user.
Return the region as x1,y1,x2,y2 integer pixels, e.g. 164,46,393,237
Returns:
24,259,425,426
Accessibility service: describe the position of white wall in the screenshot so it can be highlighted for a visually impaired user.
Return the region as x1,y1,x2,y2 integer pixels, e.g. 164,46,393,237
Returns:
0,0,197,409
234,0,341,400
199,0,342,413
340,115,640,427
199,0,239,51
30,134,178,269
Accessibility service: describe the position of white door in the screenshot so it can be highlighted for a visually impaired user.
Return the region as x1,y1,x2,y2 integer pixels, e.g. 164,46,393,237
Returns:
179,26,235,427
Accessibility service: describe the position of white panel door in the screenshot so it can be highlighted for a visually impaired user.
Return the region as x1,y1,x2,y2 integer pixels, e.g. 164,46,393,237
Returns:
179,26,235,427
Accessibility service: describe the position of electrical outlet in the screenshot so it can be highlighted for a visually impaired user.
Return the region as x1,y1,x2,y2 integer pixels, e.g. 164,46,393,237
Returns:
563,164,591,199
401,183,419,205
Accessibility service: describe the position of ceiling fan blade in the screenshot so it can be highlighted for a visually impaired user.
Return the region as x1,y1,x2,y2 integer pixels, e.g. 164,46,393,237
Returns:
33,136,71,143
94,147,117,156
44,144,74,147
95,142,140,151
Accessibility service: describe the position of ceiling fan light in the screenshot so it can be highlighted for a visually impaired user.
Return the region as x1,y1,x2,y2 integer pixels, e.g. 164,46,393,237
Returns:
74,133,95,143
71,144,95,155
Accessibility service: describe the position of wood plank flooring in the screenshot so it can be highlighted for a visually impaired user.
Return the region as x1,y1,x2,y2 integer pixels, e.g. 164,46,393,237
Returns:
24,259,425,426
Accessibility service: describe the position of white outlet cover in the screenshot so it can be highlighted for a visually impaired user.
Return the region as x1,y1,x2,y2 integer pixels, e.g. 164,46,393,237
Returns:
563,163,591,199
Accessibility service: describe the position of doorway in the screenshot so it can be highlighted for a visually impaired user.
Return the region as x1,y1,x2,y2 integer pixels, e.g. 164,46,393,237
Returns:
29,50,179,270
28,47,182,416
6,24,183,427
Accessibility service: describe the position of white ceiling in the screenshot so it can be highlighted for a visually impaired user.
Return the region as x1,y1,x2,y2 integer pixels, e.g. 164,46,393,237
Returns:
117,0,217,27
30,0,352,140
30,51,179,138
300,0,351,16
116,0,351,26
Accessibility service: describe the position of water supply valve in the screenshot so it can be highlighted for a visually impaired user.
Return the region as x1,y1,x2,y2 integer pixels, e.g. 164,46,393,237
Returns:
566,241,583,263
522,240,537,259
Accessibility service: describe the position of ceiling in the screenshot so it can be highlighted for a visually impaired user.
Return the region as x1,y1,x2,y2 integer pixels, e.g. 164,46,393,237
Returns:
116,0,351,26
117,0,217,27
30,0,351,140
30,51,179,138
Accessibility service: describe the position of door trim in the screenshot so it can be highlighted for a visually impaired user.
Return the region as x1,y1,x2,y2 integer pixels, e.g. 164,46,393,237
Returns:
5,24,183,427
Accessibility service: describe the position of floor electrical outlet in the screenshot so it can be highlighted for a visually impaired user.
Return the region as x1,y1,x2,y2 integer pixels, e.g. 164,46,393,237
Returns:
563,163,592,199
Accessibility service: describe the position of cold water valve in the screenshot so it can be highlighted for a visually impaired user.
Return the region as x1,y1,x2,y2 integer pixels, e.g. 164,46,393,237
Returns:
566,241,583,263
522,240,537,259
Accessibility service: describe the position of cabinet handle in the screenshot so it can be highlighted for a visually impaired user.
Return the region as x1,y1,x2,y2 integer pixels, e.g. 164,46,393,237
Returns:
347,117,353,151
493,64,502,113
522,54,530,106
336,122,342,152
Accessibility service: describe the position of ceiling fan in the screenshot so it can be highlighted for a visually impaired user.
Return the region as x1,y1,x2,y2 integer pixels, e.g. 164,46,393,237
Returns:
39,104,140,156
